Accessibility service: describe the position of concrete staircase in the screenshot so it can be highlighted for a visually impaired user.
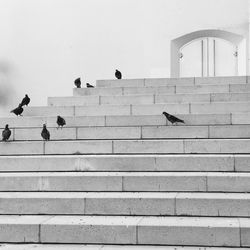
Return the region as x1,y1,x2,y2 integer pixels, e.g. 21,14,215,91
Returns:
1,76,250,249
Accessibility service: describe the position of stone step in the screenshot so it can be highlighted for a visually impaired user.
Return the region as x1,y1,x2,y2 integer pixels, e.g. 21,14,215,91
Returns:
3,113,250,128
73,83,250,96
22,104,188,116
47,92,250,106
190,102,250,114
106,113,234,126
22,102,250,116
1,245,248,250
5,125,250,141
95,76,248,87
1,245,246,250
1,139,250,155
1,172,250,192
0,154,242,172
194,76,249,85
1,192,250,217
0,215,249,246
0,115,105,128
96,78,194,87
0,172,206,192
131,102,250,115
1,113,242,128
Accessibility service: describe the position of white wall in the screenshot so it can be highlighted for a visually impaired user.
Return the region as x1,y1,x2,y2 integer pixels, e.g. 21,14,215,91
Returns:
0,0,248,115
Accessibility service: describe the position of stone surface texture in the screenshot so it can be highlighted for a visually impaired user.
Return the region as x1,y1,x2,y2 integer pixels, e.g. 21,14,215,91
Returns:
1,76,250,248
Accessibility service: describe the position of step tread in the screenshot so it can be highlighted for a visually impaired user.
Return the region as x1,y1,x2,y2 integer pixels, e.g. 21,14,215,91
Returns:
0,171,245,177
0,214,242,226
1,191,250,199
2,244,246,250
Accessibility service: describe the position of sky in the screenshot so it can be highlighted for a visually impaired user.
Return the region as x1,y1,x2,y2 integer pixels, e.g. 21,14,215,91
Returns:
0,0,248,116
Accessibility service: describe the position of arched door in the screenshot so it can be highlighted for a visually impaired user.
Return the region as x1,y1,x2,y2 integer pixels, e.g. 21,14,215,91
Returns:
179,37,238,77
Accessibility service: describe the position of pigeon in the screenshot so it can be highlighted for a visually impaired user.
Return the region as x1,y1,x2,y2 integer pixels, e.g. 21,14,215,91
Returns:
2,124,11,141
20,94,30,106
162,112,185,125
74,78,81,88
41,124,50,140
115,69,122,79
10,104,23,116
57,115,66,129
86,83,94,88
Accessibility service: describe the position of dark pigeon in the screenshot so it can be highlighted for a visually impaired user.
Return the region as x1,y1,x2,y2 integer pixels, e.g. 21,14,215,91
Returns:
41,124,50,141
74,78,81,88
2,124,11,141
10,104,23,116
57,115,66,129
162,112,185,125
20,94,30,106
86,83,94,88
115,69,122,79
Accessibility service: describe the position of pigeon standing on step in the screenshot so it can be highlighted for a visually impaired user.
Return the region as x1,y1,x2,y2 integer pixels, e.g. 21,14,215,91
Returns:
41,124,50,140
2,124,11,141
162,112,185,125
10,104,23,116
86,83,94,88
115,69,122,79
74,78,81,88
57,116,66,129
20,94,30,106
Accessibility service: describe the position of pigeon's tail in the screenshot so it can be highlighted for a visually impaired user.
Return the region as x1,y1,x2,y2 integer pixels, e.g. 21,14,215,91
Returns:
177,118,185,123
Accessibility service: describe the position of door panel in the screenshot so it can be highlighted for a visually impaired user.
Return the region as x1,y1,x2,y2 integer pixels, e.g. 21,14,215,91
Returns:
180,39,202,77
214,39,236,76
180,37,237,77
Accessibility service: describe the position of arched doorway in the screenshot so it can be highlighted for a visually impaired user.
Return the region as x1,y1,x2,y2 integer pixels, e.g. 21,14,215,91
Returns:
171,29,246,77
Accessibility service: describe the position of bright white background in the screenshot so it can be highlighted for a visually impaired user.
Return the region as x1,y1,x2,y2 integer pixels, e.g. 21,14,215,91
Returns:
0,0,248,116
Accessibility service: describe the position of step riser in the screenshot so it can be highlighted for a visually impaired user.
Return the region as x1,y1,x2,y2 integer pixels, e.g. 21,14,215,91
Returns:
0,215,248,246
105,114,233,126
1,194,250,217
0,197,174,216
195,76,248,85
114,140,250,154
0,116,106,128
48,93,250,106
0,245,246,250
24,225,242,246
96,78,194,87
96,76,248,87
5,125,250,140
1,139,250,155
0,155,237,172
136,225,239,247
0,245,243,250
73,84,250,96
0,175,204,192
1,174,250,192
22,102,250,116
